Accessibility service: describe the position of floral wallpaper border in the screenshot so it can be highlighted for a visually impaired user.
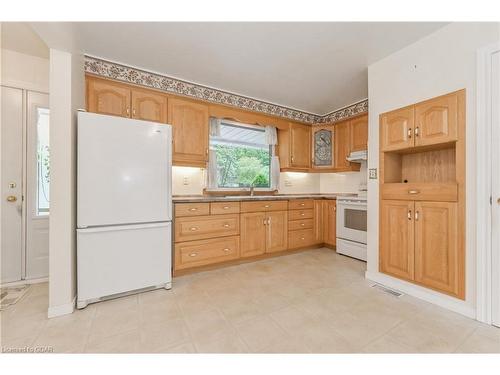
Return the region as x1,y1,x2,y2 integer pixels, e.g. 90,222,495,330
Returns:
84,56,368,124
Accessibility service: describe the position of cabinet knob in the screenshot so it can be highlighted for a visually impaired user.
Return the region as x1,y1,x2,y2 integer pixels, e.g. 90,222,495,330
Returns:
189,227,198,231
222,248,230,252
189,252,198,257
223,224,230,228
300,213,305,216
301,223,305,226
300,203,305,206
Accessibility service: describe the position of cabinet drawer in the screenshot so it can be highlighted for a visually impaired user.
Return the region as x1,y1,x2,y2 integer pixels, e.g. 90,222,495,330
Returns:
175,236,240,270
288,199,314,210
288,219,313,231
174,214,239,242
210,201,240,215
381,183,458,202
240,200,288,213
288,229,315,249
175,203,210,217
288,209,314,220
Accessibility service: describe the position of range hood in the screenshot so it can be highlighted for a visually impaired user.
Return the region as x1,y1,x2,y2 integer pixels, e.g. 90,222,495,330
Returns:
346,150,368,162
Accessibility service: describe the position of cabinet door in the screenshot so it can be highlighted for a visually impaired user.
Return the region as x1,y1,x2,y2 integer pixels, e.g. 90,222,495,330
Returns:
87,78,131,118
322,200,336,246
266,211,288,253
334,120,351,169
350,115,368,152
414,91,460,147
131,89,168,123
240,212,267,257
168,98,209,167
380,200,415,281
290,123,311,169
380,106,414,151
312,127,334,169
414,201,461,297
313,200,323,244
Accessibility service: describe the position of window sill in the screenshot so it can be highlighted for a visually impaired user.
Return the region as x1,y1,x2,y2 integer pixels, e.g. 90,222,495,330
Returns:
203,188,278,196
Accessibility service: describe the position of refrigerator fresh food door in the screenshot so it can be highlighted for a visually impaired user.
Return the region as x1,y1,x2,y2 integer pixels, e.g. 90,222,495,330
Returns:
77,222,172,303
77,112,172,227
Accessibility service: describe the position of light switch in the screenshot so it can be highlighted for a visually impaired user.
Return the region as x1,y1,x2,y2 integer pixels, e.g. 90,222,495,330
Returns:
369,168,377,179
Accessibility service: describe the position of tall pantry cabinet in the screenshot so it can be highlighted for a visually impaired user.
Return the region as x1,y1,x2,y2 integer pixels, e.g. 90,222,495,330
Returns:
379,89,465,300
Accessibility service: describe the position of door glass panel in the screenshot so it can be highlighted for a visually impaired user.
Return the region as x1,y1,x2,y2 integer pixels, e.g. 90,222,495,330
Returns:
36,107,50,216
344,209,367,231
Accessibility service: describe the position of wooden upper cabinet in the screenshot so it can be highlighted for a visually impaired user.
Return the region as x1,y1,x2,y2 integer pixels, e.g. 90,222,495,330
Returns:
350,115,368,152
168,98,209,167
414,201,461,297
312,126,334,169
334,120,351,169
380,200,415,281
266,211,288,253
87,77,131,118
414,91,460,147
131,89,168,123
290,122,311,169
240,212,267,257
380,106,415,152
322,200,336,246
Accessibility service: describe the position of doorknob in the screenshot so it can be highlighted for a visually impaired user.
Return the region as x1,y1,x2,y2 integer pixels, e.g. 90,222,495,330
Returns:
6,195,17,202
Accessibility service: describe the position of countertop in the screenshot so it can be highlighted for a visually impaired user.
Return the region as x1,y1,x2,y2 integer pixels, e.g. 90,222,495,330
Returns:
172,193,358,203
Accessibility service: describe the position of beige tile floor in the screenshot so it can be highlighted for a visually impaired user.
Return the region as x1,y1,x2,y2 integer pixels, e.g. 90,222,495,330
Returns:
1,248,499,353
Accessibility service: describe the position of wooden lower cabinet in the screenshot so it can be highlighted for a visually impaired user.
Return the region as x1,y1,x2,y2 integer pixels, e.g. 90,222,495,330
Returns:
240,212,267,257
175,236,240,270
414,201,460,296
240,211,288,257
313,200,323,244
379,200,415,281
380,200,462,298
267,211,288,253
322,200,336,247
174,214,239,242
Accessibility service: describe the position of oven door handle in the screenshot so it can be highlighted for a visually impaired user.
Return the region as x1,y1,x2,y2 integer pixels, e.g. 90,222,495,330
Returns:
338,203,368,208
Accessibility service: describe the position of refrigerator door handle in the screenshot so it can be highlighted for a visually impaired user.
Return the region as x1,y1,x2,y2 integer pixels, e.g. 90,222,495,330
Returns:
77,222,171,233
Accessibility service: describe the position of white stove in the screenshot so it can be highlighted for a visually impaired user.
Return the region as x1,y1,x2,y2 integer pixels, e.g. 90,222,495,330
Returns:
336,195,367,261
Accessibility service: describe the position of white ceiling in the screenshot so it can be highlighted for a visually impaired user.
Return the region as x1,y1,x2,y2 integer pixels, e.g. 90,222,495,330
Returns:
1,22,49,58
31,22,446,114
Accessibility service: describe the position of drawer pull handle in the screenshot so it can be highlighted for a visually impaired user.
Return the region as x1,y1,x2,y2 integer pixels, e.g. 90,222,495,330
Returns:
189,227,198,231
223,224,230,228
301,223,305,226
264,205,270,208
300,213,305,216
408,210,412,220
415,127,420,137
301,237,305,240
300,203,305,206
222,248,230,252
189,252,198,257
223,206,230,209
408,190,420,194
407,128,412,139
189,208,198,211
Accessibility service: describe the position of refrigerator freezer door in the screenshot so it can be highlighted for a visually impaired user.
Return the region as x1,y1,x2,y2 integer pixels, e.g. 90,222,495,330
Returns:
77,222,172,303
77,112,172,227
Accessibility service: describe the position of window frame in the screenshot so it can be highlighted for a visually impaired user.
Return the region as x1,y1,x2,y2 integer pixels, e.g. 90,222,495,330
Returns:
206,120,277,192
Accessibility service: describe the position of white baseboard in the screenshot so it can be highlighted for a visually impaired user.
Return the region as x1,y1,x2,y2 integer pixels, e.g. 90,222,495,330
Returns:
47,296,76,318
365,271,476,319
0,277,48,288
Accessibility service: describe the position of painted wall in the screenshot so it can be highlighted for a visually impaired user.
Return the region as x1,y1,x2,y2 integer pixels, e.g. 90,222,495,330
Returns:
366,22,500,317
1,49,49,92
48,49,84,317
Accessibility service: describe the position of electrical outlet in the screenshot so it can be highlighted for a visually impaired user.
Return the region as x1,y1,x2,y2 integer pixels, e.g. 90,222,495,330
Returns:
183,177,189,185
369,168,377,179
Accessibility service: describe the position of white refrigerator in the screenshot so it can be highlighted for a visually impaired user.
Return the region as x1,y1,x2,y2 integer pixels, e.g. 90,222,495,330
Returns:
76,112,172,309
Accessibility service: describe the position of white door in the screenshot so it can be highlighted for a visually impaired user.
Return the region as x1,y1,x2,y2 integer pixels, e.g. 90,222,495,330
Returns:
77,112,172,228
492,50,500,328
1,86,24,283
25,91,50,280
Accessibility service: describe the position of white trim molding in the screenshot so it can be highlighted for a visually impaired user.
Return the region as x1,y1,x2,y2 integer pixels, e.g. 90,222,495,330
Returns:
47,296,76,318
475,41,500,325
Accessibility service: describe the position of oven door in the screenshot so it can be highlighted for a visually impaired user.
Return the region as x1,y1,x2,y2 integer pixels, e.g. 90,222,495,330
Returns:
336,201,367,244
